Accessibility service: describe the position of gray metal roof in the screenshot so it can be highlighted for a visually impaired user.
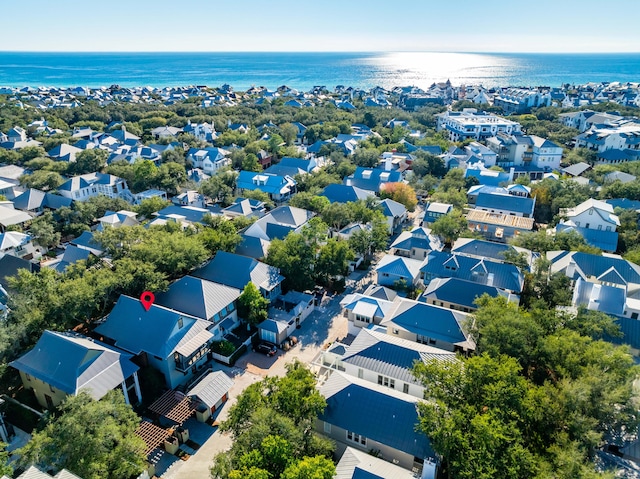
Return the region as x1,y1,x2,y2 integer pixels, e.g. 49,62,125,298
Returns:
187,370,234,409
9,330,138,400
193,251,283,293
156,275,240,321
335,447,416,479
341,328,455,384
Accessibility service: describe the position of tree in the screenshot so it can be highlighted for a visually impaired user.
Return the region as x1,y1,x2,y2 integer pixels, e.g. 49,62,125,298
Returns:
242,153,262,172
161,147,186,165
380,182,418,212
131,159,158,192
314,238,354,285
19,170,65,191
70,149,108,175
280,123,298,146
136,196,170,219
155,162,187,195
29,211,60,249
0,443,12,478
266,233,315,292
238,282,269,326
281,456,335,479
320,202,352,231
430,210,468,245
17,390,146,479
289,192,330,213
200,170,237,205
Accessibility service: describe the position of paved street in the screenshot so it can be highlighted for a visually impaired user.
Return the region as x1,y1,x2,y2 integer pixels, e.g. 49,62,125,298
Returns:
162,277,368,479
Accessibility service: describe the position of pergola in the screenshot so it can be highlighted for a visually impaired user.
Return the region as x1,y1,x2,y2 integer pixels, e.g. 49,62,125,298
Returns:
149,389,197,424
135,421,172,456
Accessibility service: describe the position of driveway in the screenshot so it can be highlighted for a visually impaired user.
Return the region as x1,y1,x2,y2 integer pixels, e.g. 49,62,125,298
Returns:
163,288,356,478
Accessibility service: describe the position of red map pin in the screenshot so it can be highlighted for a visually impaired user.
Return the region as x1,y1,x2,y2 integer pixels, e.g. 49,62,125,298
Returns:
140,291,155,311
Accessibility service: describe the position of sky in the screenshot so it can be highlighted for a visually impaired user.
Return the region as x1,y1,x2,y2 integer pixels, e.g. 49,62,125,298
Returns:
2,0,638,53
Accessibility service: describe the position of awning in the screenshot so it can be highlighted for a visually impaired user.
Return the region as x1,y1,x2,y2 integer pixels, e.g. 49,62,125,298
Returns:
175,329,213,357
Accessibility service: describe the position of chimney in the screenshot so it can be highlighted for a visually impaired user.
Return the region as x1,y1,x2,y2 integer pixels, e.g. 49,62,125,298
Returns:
385,157,392,171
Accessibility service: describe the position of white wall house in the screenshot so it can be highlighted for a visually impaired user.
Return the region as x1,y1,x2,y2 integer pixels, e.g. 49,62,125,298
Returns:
436,109,522,142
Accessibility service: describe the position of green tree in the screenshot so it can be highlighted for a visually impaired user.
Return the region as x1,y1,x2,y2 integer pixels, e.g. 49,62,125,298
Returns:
161,147,186,165
17,390,146,479
430,210,468,245
70,148,108,175
237,282,269,326
19,170,65,191
266,233,315,292
280,123,298,146
0,443,11,477
242,153,262,172
136,196,171,219
29,211,61,249
315,238,354,285
281,456,335,479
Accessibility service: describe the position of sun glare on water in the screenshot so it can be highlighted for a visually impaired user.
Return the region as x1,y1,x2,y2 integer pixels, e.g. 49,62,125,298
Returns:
362,52,516,89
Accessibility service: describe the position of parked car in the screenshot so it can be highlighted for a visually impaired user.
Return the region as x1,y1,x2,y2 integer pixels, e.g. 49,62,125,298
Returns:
256,342,277,356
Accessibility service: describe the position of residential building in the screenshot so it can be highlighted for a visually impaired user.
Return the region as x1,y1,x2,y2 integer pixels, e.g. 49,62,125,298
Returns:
0,231,36,258
186,370,234,420
96,210,138,230
344,167,402,194
2,465,82,479
486,133,562,170
317,371,435,472
172,190,206,208
340,286,398,335
242,205,313,241
186,147,231,175
318,326,455,399
466,209,535,243
451,237,535,270
192,251,284,300
12,188,72,214
378,198,407,233
559,110,631,133
390,226,443,260
57,173,133,203
320,184,373,204
420,250,524,294
95,295,214,389
334,446,423,479
493,88,551,114
374,254,424,289
421,277,520,312
133,189,168,205
421,202,452,224
155,275,241,338
10,330,141,409
574,123,640,153
436,109,521,142
381,298,475,353
556,198,620,252
236,171,296,202
474,190,536,218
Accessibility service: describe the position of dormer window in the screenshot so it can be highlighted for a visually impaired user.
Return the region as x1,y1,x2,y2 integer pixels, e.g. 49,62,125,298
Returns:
178,317,184,329
588,209,593,215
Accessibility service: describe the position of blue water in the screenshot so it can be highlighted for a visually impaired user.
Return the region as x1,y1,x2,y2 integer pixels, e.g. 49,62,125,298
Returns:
0,51,639,90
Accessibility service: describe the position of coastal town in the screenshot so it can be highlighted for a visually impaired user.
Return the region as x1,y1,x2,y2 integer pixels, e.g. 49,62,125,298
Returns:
0,78,639,479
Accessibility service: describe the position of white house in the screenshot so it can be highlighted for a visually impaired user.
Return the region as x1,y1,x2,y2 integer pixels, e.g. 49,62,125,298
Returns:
57,173,134,203
436,109,522,142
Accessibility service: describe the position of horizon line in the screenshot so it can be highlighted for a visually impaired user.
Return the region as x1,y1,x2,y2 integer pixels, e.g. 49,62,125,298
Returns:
1,50,640,55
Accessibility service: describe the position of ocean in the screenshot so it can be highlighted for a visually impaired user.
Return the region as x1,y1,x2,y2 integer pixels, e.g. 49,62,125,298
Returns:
0,51,639,91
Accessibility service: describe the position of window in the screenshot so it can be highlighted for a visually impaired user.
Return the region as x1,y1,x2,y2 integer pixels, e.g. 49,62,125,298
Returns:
392,328,399,335
25,373,31,381
598,225,602,230
45,394,54,409
178,317,184,329
50,384,55,393
324,422,331,434
346,431,366,446
606,226,611,231
378,375,395,389
357,368,363,379
588,209,594,215
355,314,371,324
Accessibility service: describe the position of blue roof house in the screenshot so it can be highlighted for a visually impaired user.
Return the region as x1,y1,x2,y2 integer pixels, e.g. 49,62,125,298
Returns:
374,254,424,289
345,167,402,193
316,371,436,472
95,295,214,389
320,184,374,204
192,251,284,300
155,275,241,338
381,298,475,353
10,330,141,409
236,171,296,202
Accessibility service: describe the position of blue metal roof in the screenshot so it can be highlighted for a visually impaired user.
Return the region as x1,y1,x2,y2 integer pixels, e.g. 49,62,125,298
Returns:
421,251,523,293
319,373,433,459
555,224,619,252
475,192,534,216
388,301,468,345
320,184,373,204
422,277,513,310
